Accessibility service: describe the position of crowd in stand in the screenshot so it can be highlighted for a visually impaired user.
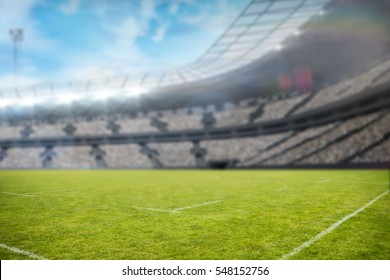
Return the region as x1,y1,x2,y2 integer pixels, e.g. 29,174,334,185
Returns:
0,109,388,168
262,112,380,165
0,58,389,168
201,132,291,163
299,112,389,164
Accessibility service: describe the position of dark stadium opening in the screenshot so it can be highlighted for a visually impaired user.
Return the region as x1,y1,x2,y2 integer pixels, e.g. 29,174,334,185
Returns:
208,160,239,169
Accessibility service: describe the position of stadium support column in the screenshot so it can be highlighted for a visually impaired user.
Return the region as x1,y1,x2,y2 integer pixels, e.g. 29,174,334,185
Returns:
90,144,107,168
139,143,163,168
40,146,56,169
63,123,77,136
0,147,8,164
107,119,121,135
190,141,207,168
201,112,216,129
9,29,23,85
150,117,169,132
20,124,34,139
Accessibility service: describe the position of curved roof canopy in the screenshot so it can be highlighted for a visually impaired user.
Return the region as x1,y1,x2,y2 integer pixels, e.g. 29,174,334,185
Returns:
0,0,330,108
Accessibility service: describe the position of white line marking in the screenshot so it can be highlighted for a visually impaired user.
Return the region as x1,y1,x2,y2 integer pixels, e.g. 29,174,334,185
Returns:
171,200,223,212
317,179,330,183
24,189,73,195
280,190,389,260
133,207,171,212
276,187,288,191
0,243,47,260
134,200,223,213
0,192,35,197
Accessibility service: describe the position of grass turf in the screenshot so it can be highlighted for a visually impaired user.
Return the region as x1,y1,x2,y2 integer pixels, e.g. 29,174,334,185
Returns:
0,170,389,260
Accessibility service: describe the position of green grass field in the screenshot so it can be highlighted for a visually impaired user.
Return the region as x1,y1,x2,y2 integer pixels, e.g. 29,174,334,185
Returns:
0,170,389,260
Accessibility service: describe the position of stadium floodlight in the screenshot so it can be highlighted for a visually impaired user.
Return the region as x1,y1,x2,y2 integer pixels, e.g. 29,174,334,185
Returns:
9,29,24,82
56,93,79,104
125,86,148,97
18,96,40,107
92,89,120,101
293,29,302,36
274,44,284,51
0,99,11,108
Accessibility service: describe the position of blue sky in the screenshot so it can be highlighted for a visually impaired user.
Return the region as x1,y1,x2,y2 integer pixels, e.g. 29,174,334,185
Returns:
0,0,250,87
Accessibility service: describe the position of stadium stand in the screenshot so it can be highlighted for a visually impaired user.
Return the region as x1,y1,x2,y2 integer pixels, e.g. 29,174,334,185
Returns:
75,120,109,136
258,112,381,166
149,142,196,167
202,132,291,164
117,118,158,134
161,113,203,131
299,111,390,164
213,107,253,128
52,146,96,169
352,137,390,163
253,94,308,122
293,59,390,115
0,0,389,169
33,124,66,138
241,123,337,166
103,145,153,168
0,148,42,169
0,125,22,139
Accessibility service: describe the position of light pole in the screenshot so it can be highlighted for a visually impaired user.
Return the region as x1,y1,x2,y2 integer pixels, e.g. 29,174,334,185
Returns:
9,29,24,84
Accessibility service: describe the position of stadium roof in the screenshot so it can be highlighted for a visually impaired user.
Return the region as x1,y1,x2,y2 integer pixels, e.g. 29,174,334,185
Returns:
0,0,331,108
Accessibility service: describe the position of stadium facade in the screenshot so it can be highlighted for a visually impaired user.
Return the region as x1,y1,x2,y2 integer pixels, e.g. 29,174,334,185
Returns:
0,0,389,169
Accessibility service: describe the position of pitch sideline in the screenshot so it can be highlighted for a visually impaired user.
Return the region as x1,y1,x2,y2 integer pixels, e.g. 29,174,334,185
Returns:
0,192,35,197
280,190,389,260
0,243,47,260
134,200,223,213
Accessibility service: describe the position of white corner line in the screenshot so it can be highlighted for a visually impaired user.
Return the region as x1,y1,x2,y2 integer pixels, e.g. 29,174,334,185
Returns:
280,190,389,260
133,207,172,212
0,192,35,197
171,200,223,213
134,200,223,213
0,243,47,260
24,189,73,195
317,179,330,183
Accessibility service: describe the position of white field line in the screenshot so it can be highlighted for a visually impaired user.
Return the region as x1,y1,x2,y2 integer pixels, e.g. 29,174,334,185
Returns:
134,200,223,213
280,190,389,260
316,180,386,185
0,192,35,197
317,179,330,183
171,200,223,212
24,189,73,195
276,187,288,191
0,243,47,260
133,207,172,213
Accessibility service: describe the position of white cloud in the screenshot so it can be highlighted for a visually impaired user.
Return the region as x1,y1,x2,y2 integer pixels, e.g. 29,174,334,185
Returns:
58,0,80,15
53,13,169,81
152,23,169,42
140,0,160,19
0,0,230,88
169,0,194,14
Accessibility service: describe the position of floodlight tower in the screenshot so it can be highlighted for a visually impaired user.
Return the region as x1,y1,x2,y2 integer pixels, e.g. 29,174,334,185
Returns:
9,29,24,83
